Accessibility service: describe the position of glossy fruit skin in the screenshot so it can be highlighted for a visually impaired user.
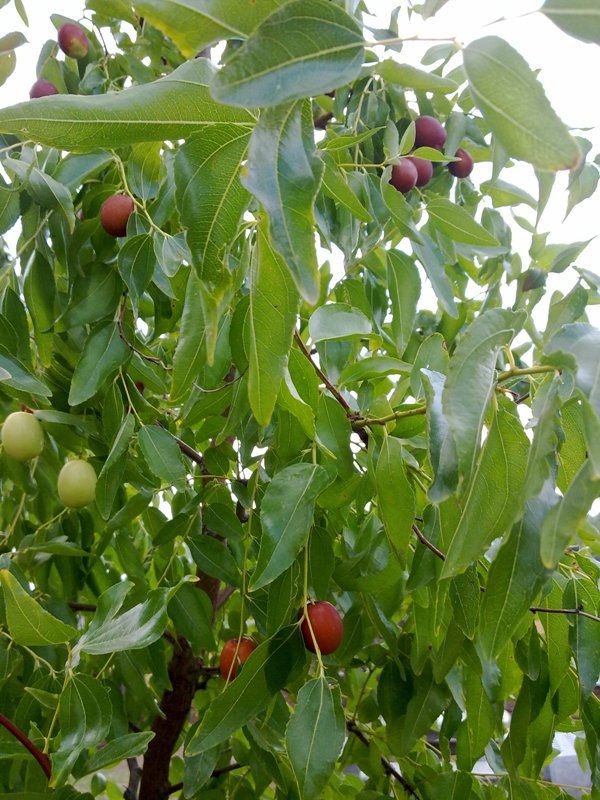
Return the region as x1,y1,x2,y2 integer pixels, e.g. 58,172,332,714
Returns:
300,601,343,655
29,79,59,99
412,156,434,187
389,158,418,194
219,637,256,681
448,148,474,178
414,115,447,150
1,412,44,461
100,194,135,237
57,460,97,508
58,23,90,59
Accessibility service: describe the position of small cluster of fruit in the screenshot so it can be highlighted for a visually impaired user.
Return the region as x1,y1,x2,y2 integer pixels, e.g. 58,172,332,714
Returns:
390,115,474,193
219,600,343,680
1,412,96,508
30,22,90,99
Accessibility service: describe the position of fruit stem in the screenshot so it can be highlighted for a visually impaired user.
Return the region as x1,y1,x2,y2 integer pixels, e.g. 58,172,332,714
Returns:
302,545,325,676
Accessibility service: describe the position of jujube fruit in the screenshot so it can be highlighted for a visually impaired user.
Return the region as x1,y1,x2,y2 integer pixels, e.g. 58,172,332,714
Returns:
219,637,256,681
448,148,474,178
412,156,434,187
1,411,44,461
414,115,447,150
58,22,90,60
57,460,97,508
389,158,418,194
300,601,343,655
100,194,134,237
29,79,59,99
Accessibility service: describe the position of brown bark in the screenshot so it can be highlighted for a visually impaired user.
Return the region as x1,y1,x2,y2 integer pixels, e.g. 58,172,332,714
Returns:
138,638,203,800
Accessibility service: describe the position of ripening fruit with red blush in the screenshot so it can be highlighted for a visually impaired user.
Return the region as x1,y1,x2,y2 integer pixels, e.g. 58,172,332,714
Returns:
30,79,59,99
412,156,433,187
448,148,474,178
414,115,447,150
219,637,256,681
58,22,90,59
300,601,343,655
389,158,418,194
100,194,135,237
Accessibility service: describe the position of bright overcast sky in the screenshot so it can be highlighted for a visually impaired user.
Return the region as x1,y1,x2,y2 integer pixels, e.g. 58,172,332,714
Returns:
0,0,598,327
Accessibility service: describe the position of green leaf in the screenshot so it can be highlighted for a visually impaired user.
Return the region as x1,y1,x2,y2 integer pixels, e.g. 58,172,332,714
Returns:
540,460,600,568
427,198,500,247
242,101,323,304
309,303,371,343
338,356,410,386
443,309,521,486
546,323,600,422
320,155,372,223
52,675,112,785
479,488,554,659
170,270,207,403
285,677,345,799
0,61,253,150
186,626,305,754
379,59,458,93
441,407,529,578
189,535,240,587
137,425,187,489
79,732,154,777
96,414,135,520
565,579,600,698
69,323,129,407
76,587,170,656
480,178,537,209
168,582,215,654
523,375,562,497
396,665,450,755
117,235,156,313
375,436,415,558
463,36,581,170
315,395,353,478
210,0,365,107
133,0,287,57
0,352,51,398
422,369,458,503
412,235,458,318
248,218,299,427
0,569,76,646
542,0,600,45
4,157,74,225
175,127,250,292
252,463,334,590
387,250,420,357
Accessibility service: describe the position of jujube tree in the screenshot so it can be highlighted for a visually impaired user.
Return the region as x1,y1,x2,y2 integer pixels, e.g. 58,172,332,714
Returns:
0,1,598,799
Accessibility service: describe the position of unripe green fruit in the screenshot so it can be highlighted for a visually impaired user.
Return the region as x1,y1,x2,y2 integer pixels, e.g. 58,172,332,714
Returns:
1,412,44,461
57,460,97,508
58,22,90,60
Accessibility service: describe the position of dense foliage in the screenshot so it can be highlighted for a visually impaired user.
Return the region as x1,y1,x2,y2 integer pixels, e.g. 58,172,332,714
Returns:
0,1,599,798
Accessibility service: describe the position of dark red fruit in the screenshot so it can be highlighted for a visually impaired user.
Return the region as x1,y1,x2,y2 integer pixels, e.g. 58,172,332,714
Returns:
389,158,418,194
58,22,90,59
219,637,256,681
134,381,145,395
29,79,59,99
412,156,434,188
300,601,343,655
448,148,474,178
100,194,135,237
414,115,447,150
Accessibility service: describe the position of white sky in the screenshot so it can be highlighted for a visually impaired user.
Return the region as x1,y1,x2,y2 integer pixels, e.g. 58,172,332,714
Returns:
0,0,598,327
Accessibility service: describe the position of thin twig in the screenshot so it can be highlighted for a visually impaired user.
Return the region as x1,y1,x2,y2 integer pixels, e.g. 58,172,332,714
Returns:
118,294,170,369
347,720,420,798
496,365,558,383
530,605,600,624
294,330,351,412
412,524,446,561
354,405,427,428
0,713,51,779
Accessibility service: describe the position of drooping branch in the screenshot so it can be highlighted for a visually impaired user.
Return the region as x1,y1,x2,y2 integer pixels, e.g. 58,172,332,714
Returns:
0,713,51,779
346,720,420,799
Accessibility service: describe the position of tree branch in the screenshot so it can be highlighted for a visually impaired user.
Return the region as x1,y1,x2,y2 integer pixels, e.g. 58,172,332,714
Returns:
138,638,203,800
346,720,420,798
412,523,446,561
354,405,427,428
294,330,352,412
0,713,51,779
530,605,600,624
